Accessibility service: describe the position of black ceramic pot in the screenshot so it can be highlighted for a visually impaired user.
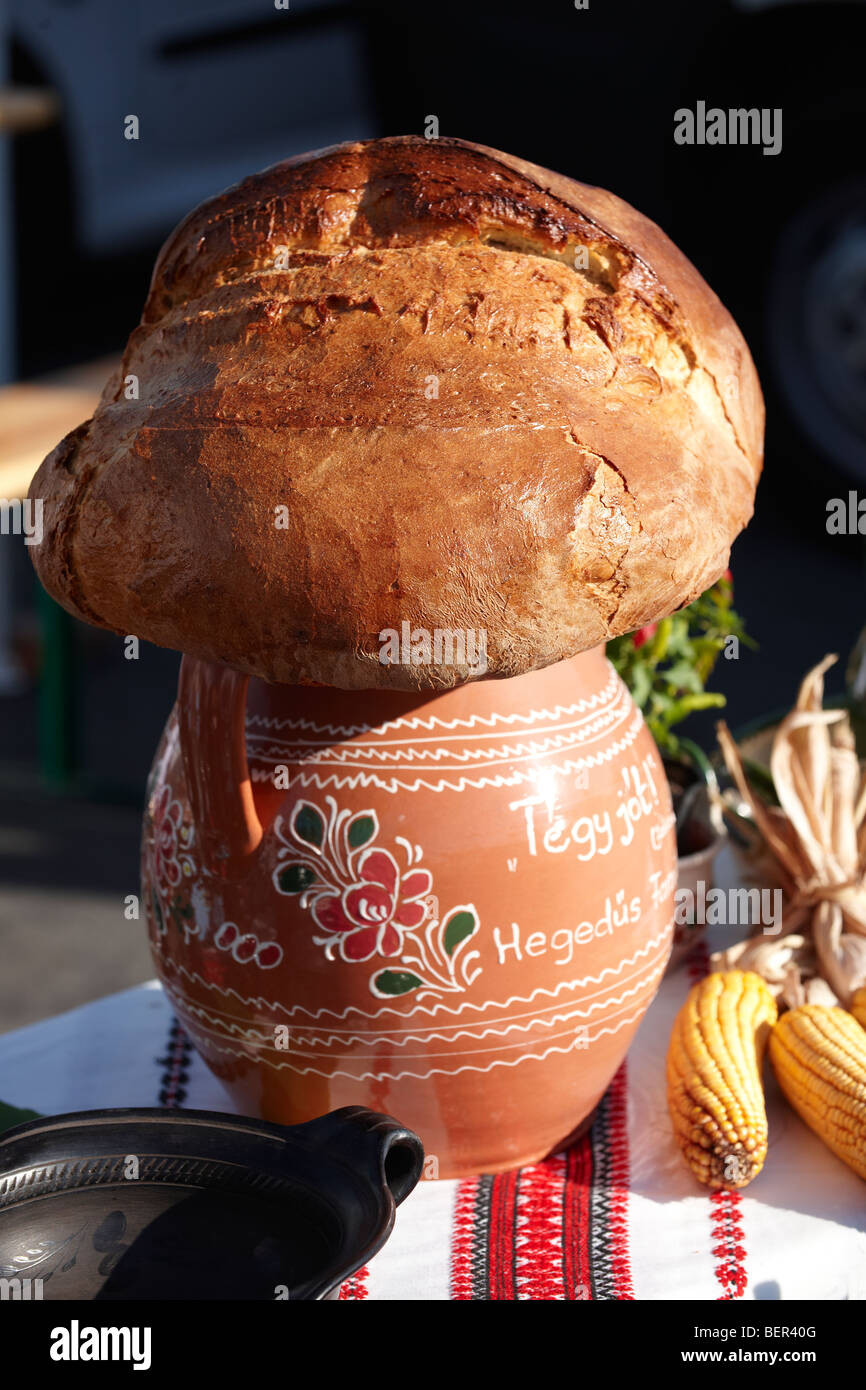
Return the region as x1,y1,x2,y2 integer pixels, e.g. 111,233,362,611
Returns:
0,1105,423,1300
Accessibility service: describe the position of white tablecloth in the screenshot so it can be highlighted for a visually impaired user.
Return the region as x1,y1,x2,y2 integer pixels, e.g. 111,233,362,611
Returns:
1,958,863,1300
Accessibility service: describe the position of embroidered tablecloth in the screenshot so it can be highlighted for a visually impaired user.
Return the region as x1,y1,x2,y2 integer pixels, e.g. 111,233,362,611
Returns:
1,951,863,1301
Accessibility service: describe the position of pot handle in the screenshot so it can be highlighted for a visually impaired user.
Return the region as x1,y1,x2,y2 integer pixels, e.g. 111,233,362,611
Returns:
302,1106,425,1207
177,655,263,880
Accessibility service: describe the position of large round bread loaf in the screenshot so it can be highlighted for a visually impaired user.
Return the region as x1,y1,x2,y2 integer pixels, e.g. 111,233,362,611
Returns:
29,136,763,690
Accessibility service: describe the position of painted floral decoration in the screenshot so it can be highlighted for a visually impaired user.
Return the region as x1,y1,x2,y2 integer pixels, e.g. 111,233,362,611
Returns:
273,796,481,998
148,785,196,937
310,846,432,962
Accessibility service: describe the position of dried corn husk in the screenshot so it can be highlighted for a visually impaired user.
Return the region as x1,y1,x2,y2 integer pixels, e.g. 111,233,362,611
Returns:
711,656,866,1010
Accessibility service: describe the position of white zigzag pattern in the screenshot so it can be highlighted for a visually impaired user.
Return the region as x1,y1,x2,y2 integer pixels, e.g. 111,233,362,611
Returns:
244,690,626,757
173,956,666,1053
247,710,645,794
178,1000,652,1082
155,923,671,1023
170,949,669,1039
245,704,629,766
242,669,621,739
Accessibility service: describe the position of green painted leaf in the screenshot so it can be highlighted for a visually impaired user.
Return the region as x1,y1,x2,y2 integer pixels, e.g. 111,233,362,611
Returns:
442,909,478,956
347,814,376,850
292,803,324,848
278,863,318,894
373,970,424,996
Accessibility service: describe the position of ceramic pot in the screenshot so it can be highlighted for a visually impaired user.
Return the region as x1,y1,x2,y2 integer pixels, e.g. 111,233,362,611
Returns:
0,1106,423,1299
142,648,676,1177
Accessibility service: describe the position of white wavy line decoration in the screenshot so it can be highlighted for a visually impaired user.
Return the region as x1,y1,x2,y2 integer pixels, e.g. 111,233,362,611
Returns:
176,956,666,1052
155,923,671,1023
185,991,649,1059
183,1001,650,1082
247,713,644,794
162,950,667,1039
244,705,630,766
244,692,625,756
179,964,665,1048
242,669,621,739
247,728,621,766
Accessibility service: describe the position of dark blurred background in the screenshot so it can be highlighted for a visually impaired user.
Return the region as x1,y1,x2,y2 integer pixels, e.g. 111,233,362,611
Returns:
0,0,864,1027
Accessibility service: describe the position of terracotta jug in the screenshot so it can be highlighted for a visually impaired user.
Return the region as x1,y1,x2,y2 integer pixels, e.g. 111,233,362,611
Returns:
142,648,676,1177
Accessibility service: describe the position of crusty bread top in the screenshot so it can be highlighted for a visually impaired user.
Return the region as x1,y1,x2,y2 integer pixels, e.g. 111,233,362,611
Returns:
29,136,763,690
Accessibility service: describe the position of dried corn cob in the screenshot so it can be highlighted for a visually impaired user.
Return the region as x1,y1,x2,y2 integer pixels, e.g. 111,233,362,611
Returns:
852,987,866,1031
667,970,777,1189
770,1005,866,1181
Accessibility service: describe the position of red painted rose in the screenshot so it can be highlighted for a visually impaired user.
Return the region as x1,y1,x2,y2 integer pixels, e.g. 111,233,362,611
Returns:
312,848,433,962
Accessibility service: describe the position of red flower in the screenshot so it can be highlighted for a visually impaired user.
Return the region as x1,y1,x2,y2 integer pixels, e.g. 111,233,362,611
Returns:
632,623,658,649
311,848,433,962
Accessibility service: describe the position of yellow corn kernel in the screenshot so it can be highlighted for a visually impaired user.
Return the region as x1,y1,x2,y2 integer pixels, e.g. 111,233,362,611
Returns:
851,987,866,1033
769,1004,866,1182
667,970,777,1189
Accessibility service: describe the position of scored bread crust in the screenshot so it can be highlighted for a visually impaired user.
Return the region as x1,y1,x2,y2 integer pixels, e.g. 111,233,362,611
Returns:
29,136,763,690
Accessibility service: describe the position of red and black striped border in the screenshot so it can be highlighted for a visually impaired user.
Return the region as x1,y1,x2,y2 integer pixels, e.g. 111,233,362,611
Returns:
451,1062,634,1300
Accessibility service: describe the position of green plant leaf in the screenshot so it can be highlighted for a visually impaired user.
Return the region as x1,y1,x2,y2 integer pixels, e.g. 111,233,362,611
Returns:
665,692,727,724
372,969,424,996
0,1101,41,1135
442,908,478,957
664,660,704,694
629,664,652,709
347,813,377,850
647,615,673,664
607,574,754,747
278,862,318,894
292,802,324,849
